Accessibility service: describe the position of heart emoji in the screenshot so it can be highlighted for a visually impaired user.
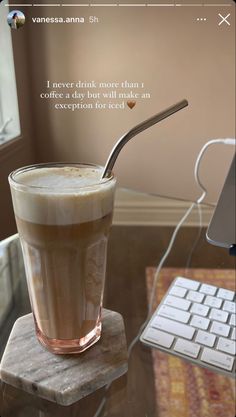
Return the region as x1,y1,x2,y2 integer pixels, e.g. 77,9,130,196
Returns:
127,101,136,109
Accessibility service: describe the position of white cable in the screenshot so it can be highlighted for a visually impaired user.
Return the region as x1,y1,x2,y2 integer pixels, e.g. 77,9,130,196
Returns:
93,393,108,417
0,118,12,135
94,200,199,417
128,201,196,356
145,138,235,329
92,137,235,417
195,138,235,204
185,202,203,271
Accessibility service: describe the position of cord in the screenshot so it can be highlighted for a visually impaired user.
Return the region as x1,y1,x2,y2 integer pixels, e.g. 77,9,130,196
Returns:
129,137,235,354
185,202,203,271
92,137,235,417
0,118,12,135
185,138,235,270
195,138,236,203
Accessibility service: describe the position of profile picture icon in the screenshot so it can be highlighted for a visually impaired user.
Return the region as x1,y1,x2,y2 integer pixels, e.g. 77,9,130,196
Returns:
7,10,25,30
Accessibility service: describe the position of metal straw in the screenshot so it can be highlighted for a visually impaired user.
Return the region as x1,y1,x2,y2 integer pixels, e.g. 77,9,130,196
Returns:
101,99,188,179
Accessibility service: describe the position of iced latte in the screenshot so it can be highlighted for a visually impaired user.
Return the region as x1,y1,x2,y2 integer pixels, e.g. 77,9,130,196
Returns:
9,163,116,354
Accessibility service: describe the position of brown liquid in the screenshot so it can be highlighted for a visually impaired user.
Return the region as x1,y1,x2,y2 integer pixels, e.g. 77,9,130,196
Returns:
16,213,112,341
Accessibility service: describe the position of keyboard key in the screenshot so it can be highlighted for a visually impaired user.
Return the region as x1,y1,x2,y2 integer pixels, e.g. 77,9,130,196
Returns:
209,308,228,323
143,328,174,348
164,295,191,311
223,301,236,314
158,305,190,324
200,284,217,296
187,290,204,303
195,330,216,347
217,288,235,301
190,302,209,317
174,338,200,358
169,285,187,298
201,348,234,371
229,314,236,326
175,277,200,290
151,316,195,340
231,328,236,340
217,337,236,355
204,296,222,309
190,315,210,330
210,321,230,337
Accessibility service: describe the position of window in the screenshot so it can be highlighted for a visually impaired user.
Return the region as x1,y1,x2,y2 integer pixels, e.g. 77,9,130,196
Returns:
0,5,21,145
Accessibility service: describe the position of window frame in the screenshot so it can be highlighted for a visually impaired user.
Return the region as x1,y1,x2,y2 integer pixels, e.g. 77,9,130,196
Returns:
0,5,21,146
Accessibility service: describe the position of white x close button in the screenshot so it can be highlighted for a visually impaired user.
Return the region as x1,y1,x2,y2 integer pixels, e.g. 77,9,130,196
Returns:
218,13,231,26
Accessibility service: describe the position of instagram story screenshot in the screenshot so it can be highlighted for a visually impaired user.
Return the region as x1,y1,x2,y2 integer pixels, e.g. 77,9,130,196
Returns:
0,1,235,417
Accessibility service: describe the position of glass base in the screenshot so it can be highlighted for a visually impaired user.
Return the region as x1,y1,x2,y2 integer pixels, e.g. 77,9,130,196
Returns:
34,321,102,354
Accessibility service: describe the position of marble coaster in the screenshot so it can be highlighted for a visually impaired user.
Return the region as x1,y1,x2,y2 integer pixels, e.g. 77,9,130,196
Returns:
0,309,128,406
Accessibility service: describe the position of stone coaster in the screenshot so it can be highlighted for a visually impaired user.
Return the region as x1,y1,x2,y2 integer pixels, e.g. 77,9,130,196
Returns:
0,309,128,406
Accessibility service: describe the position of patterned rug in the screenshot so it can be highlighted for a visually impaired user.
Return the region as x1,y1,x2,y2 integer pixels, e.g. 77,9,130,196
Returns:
146,267,236,417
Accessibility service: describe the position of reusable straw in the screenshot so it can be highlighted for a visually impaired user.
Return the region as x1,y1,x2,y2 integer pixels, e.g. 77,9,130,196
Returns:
101,99,188,178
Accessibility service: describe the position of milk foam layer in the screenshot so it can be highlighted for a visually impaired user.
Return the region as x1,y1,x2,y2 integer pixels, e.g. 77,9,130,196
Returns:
10,166,116,225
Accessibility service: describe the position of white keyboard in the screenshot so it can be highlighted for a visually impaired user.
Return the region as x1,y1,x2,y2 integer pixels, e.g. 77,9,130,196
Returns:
140,277,236,378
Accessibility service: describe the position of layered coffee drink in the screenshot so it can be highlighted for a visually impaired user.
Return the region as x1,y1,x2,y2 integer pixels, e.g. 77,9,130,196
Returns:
9,163,116,354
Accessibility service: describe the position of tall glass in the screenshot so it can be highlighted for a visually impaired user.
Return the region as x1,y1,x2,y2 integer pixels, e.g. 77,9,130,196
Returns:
9,163,116,354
